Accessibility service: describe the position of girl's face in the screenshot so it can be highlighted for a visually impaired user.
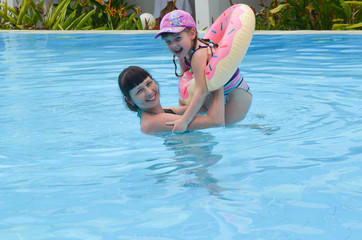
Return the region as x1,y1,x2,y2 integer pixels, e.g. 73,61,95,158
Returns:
129,77,160,111
163,29,196,58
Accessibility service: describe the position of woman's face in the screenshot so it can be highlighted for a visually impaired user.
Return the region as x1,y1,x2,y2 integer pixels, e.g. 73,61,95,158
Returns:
129,76,160,111
163,29,196,58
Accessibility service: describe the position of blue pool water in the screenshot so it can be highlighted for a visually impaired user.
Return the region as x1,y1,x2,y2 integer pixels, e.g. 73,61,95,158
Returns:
0,32,361,239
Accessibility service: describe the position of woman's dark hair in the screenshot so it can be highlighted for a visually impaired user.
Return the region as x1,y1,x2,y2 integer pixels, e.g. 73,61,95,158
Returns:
161,28,217,77
118,66,155,112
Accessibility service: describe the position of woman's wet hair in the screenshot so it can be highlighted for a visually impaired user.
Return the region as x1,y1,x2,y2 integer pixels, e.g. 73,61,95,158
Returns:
118,66,157,112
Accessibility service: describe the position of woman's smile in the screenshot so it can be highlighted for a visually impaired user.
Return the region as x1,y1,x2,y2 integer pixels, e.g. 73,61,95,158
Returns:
146,94,156,102
129,77,160,110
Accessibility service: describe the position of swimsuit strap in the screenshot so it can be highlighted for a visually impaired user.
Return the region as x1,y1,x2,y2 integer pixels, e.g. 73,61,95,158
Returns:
164,108,176,114
193,45,210,53
137,109,143,118
138,109,158,117
137,109,176,118
184,44,213,69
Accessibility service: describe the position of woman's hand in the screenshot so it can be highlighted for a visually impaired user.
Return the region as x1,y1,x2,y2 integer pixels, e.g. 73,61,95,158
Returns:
166,118,189,133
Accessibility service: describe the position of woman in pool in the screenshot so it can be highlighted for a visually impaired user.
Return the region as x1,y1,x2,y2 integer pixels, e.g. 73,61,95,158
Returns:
118,66,225,134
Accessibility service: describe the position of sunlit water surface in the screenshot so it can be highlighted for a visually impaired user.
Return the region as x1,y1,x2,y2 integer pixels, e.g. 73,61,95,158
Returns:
0,33,362,240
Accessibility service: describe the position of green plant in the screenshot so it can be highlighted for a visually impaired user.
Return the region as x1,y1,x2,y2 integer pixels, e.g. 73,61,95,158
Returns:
332,0,362,29
255,0,361,30
0,0,45,29
44,0,97,30
0,0,145,30
89,0,143,30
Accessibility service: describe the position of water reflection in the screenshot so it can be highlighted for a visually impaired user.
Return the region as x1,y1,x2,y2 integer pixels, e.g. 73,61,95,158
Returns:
147,131,228,197
233,113,280,135
234,123,280,135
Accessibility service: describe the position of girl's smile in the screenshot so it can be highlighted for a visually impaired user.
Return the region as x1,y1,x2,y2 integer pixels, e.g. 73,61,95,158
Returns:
174,47,183,56
163,31,195,58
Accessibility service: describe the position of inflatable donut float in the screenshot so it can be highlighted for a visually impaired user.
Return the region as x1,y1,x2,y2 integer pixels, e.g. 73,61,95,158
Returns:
179,4,255,105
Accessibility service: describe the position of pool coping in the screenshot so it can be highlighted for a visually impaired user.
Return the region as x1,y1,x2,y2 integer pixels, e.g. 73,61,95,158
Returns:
0,30,361,35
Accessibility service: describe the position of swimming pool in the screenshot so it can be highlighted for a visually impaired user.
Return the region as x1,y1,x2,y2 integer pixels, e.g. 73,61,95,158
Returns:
0,31,361,239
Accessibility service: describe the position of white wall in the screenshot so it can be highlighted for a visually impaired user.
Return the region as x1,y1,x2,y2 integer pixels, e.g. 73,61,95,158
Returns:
128,0,154,14
127,0,269,18
1,0,54,8
194,0,270,30
1,0,17,7
127,0,270,30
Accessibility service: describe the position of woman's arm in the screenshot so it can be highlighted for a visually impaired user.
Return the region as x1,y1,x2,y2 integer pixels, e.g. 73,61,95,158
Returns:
140,88,225,134
187,88,225,130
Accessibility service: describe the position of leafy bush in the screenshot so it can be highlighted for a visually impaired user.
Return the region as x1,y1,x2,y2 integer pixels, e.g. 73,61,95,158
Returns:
255,0,362,30
88,0,143,30
0,0,44,29
0,0,145,30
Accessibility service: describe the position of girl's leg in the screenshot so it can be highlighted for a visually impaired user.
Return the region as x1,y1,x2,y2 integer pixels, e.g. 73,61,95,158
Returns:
225,89,252,125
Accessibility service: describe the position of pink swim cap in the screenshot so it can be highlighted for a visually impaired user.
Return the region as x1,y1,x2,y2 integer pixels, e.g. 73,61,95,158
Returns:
154,10,196,39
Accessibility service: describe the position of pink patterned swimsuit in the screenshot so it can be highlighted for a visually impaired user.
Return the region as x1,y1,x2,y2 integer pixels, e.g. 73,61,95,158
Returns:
184,44,252,103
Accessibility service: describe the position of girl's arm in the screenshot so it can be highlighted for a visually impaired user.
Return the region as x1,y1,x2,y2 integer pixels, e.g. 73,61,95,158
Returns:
176,58,192,107
170,48,210,132
140,88,225,134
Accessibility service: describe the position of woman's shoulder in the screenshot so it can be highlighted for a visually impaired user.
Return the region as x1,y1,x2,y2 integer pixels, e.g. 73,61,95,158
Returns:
140,111,180,134
140,112,158,134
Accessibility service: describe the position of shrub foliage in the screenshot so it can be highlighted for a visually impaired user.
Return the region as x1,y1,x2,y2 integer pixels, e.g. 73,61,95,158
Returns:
0,0,145,30
255,0,362,30
1,0,361,30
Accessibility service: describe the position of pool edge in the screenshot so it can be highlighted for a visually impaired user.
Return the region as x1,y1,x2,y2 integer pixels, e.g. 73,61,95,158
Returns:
0,30,361,35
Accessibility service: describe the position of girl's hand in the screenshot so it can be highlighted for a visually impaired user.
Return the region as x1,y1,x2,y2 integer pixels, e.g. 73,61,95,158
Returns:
166,118,189,133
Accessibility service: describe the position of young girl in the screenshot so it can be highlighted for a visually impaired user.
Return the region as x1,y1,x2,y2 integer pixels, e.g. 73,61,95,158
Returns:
118,66,225,134
155,10,252,132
